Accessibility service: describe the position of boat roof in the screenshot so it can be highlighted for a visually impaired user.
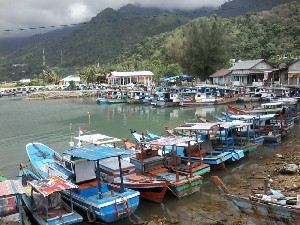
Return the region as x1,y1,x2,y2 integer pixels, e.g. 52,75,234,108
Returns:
64,145,133,161
0,180,26,197
174,122,221,131
74,134,121,145
261,102,282,106
147,136,196,146
229,114,277,120
28,176,77,197
175,121,252,130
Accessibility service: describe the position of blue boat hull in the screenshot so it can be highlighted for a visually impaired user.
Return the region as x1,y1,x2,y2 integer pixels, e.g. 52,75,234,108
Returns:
26,143,140,223
19,169,83,225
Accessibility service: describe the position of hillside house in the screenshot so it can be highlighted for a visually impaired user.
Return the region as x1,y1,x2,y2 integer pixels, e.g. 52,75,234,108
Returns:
287,59,300,85
229,59,275,86
209,69,231,85
106,71,154,86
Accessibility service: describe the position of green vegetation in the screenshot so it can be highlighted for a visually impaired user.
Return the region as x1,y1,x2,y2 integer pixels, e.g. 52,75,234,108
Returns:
0,1,299,82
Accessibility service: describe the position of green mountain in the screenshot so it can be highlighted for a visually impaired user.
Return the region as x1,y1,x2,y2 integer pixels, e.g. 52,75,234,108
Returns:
0,0,296,81
0,7,190,81
112,1,300,79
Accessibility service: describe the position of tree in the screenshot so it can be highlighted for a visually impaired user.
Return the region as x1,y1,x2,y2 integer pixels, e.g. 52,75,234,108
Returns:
165,17,230,81
79,65,99,84
43,69,60,84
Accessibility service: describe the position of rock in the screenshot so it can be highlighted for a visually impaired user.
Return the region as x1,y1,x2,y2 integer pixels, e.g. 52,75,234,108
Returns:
279,164,299,174
276,154,283,158
169,217,180,224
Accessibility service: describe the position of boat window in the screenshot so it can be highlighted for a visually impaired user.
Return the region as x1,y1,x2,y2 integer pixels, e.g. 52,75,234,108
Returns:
65,161,73,172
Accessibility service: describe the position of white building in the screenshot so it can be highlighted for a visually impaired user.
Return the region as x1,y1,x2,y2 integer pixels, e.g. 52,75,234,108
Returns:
59,75,80,86
106,71,154,86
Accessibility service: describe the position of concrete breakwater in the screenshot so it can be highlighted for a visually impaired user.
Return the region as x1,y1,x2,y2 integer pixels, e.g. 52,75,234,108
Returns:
25,90,97,100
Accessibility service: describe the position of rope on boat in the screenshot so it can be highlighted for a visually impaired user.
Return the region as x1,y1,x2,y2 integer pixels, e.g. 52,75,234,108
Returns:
167,184,181,199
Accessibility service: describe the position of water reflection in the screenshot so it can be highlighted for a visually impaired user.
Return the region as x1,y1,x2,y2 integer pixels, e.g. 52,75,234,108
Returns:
0,98,270,225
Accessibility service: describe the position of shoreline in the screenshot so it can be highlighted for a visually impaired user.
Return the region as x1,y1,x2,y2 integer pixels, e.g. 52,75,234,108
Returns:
25,90,98,100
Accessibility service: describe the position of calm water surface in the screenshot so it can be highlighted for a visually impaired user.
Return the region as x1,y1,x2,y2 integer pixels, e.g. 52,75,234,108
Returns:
0,97,283,224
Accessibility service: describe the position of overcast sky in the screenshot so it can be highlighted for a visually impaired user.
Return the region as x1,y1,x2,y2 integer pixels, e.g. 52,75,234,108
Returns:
0,0,224,38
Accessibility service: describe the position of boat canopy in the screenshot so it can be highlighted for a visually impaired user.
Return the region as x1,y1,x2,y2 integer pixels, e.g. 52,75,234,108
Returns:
174,121,252,131
174,123,221,131
74,133,121,145
148,136,195,147
28,176,78,197
228,114,277,120
0,180,26,197
64,145,133,161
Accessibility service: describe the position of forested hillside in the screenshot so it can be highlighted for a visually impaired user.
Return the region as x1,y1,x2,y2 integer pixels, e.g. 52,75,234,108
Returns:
0,0,298,81
0,8,189,81
110,1,300,81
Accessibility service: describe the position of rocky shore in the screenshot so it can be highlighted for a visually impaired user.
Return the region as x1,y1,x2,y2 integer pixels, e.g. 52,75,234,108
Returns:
25,90,97,100
136,125,300,225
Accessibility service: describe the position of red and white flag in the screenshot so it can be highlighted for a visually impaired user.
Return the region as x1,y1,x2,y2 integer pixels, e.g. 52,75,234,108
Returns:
79,127,84,135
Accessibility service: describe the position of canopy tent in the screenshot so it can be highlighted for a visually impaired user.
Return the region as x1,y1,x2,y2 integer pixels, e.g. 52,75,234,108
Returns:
161,75,191,82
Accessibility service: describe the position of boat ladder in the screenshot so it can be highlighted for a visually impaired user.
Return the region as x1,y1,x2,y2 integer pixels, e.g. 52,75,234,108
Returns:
115,197,130,218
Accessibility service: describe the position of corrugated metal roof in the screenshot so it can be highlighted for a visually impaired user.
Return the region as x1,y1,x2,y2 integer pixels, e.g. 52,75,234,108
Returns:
229,59,265,70
210,69,230,78
0,180,26,197
111,71,154,77
64,145,133,161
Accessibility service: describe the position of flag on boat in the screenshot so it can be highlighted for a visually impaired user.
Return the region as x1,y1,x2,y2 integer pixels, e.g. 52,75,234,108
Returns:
79,127,84,135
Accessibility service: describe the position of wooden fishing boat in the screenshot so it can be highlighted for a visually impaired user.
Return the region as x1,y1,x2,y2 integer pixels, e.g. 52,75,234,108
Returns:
227,102,284,115
99,157,167,203
106,90,128,104
125,137,203,198
212,176,300,223
0,177,27,224
19,168,83,225
128,140,203,198
130,130,210,175
26,143,140,223
173,122,251,168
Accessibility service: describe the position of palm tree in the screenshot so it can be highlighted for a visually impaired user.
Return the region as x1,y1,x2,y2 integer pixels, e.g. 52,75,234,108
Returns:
43,69,60,84
79,65,99,85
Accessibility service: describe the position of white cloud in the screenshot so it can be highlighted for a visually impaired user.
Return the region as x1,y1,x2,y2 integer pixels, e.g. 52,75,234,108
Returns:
0,0,224,38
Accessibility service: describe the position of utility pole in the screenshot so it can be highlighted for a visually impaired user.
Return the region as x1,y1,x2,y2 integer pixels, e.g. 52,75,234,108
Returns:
42,48,45,85
42,48,45,67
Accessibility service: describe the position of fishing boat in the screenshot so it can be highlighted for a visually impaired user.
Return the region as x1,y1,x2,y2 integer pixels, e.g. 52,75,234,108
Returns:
106,90,128,104
26,143,140,223
99,157,168,203
151,92,180,108
218,113,280,144
211,176,300,223
172,122,251,169
227,102,284,115
0,177,27,224
127,90,152,104
129,146,203,198
179,91,239,107
19,168,83,225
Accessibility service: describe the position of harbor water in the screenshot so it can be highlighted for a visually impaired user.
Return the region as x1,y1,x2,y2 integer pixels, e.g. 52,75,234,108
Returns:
0,97,286,224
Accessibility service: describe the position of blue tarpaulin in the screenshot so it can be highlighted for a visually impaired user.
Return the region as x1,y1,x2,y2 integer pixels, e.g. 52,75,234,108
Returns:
161,75,191,82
